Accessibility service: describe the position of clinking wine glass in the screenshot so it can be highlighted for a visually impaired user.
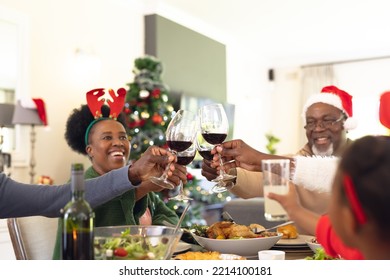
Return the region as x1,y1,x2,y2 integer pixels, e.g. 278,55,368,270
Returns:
150,109,198,189
199,103,236,193
195,132,214,161
169,143,196,201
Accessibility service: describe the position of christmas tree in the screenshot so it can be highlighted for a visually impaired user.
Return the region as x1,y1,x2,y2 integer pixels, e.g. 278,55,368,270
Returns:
123,55,174,160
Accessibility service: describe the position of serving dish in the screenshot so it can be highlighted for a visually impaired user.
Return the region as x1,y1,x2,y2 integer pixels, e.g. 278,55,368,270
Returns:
174,251,246,260
191,233,282,257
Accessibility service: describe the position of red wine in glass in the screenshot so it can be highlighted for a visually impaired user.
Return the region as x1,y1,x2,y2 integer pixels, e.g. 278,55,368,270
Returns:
177,154,196,165
198,150,213,161
150,109,197,190
199,103,236,193
169,144,196,201
196,132,214,161
201,133,227,145
167,140,192,152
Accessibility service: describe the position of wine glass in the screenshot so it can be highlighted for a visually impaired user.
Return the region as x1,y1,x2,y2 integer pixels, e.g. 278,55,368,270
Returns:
199,103,236,193
150,109,198,189
169,143,196,201
195,132,214,161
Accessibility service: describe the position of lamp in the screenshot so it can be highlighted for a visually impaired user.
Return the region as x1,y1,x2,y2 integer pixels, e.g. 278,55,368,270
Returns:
12,100,46,183
0,103,15,173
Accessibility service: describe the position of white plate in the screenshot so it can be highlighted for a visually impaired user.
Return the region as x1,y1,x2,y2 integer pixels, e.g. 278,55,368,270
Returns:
174,252,246,260
220,254,246,260
191,233,282,257
174,242,192,253
274,234,314,247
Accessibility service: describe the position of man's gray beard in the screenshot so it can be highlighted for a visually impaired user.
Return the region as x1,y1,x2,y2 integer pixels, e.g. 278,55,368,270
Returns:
312,144,334,157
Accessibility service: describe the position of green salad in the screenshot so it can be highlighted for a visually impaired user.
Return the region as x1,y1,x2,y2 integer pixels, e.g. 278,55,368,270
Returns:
188,224,208,237
94,228,171,260
305,248,340,260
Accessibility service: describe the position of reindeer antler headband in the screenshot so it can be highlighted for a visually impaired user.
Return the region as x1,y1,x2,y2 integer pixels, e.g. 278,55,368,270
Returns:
84,88,126,146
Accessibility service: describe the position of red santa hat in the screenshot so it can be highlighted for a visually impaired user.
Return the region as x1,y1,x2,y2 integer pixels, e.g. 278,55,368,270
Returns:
302,85,357,131
379,91,390,129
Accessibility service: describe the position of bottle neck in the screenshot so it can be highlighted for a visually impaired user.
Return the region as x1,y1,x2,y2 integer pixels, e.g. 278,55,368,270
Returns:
72,190,85,200
71,170,85,200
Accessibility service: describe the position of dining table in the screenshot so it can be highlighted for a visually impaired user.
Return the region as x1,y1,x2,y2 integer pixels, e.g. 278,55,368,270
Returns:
173,240,314,260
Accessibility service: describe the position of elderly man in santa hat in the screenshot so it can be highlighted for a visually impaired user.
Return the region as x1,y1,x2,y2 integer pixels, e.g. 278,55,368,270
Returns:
201,85,357,219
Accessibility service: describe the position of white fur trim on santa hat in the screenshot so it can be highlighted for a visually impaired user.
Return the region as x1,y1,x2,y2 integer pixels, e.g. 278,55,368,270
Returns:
292,156,340,193
343,117,358,130
302,93,345,117
302,93,357,131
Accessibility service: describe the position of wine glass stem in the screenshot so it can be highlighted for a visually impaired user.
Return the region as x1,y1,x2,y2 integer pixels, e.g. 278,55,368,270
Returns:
218,153,226,176
178,180,184,194
160,161,171,180
160,149,176,180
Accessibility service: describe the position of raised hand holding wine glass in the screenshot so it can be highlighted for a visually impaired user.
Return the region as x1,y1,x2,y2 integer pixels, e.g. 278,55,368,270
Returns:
150,109,198,189
199,103,236,193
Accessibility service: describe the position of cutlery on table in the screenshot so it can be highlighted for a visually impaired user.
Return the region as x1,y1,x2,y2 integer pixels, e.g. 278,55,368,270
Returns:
252,220,295,234
221,211,236,223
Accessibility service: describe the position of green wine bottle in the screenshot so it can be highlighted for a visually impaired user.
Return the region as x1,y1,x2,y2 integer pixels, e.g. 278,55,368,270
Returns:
61,163,94,260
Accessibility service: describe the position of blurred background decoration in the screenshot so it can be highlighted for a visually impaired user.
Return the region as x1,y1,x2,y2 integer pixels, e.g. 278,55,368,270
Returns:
265,133,281,155
123,55,175,161
37,175,54,185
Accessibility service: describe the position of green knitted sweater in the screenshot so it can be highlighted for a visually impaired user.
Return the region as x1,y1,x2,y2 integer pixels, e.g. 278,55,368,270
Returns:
52,166,179,259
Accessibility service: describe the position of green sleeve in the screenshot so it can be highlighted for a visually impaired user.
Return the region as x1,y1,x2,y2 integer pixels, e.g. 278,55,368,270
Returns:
148,192,179,225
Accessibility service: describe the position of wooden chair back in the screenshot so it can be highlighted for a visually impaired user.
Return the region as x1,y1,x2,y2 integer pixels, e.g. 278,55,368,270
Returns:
7,216,58,260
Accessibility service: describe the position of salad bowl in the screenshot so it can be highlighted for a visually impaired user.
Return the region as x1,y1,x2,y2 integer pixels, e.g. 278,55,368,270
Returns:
94,225,183,260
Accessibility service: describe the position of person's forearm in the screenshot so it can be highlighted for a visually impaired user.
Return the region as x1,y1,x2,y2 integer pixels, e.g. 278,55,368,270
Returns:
229,168,264,198
0,166,135,219
288,206,319,236
134,182,154,201
84,165,136,208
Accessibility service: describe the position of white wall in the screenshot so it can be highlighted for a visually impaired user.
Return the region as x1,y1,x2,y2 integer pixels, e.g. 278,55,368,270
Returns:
0,0,145,183
1,0,390,182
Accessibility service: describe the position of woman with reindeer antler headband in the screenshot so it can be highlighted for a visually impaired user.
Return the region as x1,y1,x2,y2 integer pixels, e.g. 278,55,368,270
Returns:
0,92,177,219
52,88,185,259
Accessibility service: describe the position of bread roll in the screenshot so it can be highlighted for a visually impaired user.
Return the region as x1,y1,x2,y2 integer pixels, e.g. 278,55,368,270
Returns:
277,224,298,239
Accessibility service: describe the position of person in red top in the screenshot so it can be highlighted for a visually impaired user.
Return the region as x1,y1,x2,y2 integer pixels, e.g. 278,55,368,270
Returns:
327,135,390,259
271,135,390,260
270,91,390,260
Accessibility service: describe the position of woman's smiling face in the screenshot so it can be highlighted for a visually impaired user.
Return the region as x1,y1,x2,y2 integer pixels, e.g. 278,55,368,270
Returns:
86,119,130,175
